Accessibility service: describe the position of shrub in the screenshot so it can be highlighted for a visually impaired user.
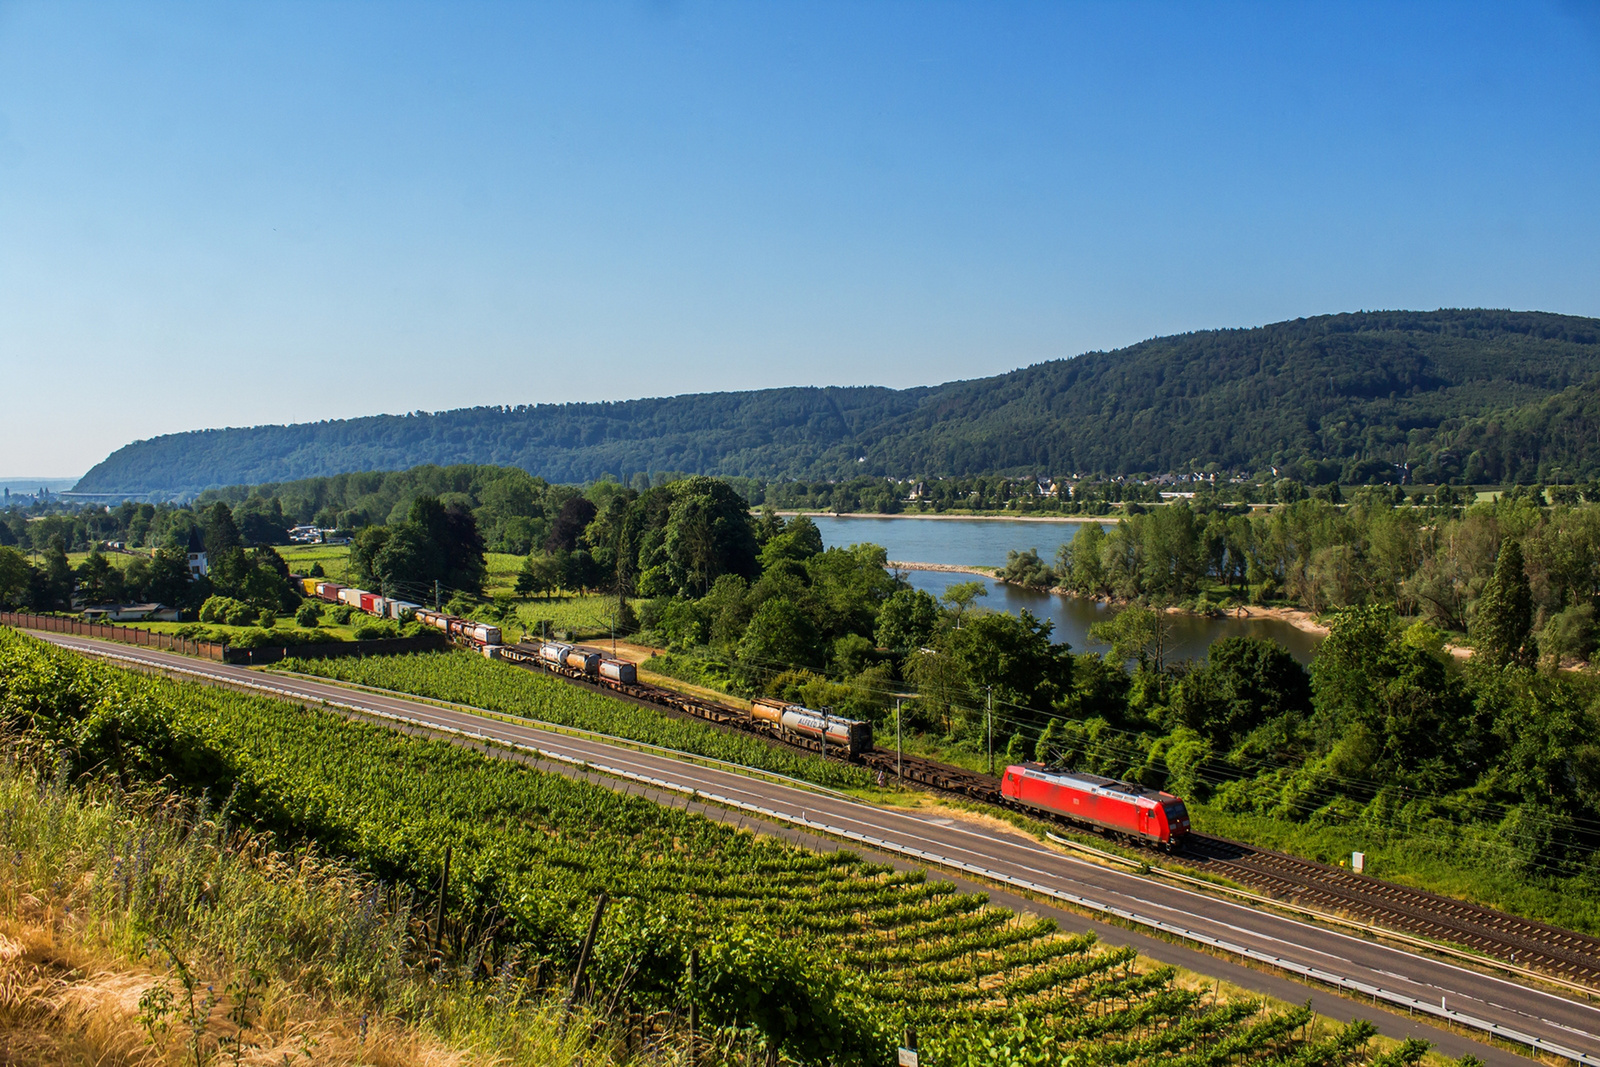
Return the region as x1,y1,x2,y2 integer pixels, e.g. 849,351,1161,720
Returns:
353,620,400,641
258,609,278,628
199,595,248,624
295,601,324,627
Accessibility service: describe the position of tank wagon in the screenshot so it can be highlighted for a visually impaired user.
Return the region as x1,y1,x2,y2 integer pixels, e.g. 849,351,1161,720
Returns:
496,641,874,757
1001,763,1191,846
751,697,874,755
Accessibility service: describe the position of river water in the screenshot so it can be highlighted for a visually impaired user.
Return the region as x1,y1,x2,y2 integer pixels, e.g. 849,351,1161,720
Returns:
804,514,1321,664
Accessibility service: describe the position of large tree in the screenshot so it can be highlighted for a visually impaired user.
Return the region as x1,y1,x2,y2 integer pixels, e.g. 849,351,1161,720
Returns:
664,476,758,596
1170,636,1311,748
1473,539,1535,667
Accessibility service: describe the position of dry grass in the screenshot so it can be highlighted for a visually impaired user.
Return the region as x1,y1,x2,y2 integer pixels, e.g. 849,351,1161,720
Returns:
0,755,676,1067
0,915,483,1065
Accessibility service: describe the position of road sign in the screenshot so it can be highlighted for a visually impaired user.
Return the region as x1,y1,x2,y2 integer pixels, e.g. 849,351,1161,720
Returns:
897,1050,919,1067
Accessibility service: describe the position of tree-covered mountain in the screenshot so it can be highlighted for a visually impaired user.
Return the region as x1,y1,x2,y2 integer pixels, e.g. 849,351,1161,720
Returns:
76,309,1600,496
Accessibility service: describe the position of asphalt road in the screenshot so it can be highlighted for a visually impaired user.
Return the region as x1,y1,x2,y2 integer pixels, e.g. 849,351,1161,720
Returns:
34,631,1600,1066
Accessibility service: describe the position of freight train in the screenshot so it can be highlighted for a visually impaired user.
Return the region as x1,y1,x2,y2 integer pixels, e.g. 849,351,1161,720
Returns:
497,638,876,757
292,577,1187,841
299,580,503,646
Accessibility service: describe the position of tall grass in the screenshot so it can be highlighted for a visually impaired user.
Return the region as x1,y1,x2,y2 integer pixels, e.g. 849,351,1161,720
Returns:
0,749,672,1067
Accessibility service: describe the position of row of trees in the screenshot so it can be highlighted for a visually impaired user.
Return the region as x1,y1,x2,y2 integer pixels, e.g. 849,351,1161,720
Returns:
998,493,1600,664
0,500,302,616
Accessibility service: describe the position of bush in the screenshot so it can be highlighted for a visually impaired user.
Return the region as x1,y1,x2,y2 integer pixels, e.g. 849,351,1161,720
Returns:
228,626,342,650
199,595,248,624
353,620,400,641
258,609,278,628
224,602,257,627
329,604,354,625
295,601,324,627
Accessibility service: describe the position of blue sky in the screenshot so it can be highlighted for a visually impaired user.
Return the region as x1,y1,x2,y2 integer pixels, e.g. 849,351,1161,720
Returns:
2,1,1598,477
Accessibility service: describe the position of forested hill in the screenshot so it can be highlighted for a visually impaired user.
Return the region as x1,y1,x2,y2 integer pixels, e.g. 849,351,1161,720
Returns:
77,309,1600,495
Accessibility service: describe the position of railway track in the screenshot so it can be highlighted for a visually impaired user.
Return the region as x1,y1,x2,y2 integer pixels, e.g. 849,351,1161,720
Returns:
1180,834,1600,987
496,642,1600,990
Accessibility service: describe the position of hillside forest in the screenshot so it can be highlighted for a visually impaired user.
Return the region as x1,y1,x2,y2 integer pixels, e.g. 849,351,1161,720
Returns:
73,310,1600,495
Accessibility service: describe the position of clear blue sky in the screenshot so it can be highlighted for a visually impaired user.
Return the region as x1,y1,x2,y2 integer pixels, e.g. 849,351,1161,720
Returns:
2,1,1598,477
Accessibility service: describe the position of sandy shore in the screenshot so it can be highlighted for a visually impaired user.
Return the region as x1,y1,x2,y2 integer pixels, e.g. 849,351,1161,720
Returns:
1223,604,1330,636
886,561,998,577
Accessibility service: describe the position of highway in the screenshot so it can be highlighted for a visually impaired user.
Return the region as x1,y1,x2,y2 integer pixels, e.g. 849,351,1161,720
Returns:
34,630,1600,1066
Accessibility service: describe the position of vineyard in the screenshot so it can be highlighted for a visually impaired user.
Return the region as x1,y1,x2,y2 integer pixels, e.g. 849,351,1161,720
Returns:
0,628,1436,1067
273,649,874,790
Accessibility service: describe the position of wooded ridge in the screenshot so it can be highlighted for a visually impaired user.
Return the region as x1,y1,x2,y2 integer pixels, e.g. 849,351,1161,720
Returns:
75,309,1600,495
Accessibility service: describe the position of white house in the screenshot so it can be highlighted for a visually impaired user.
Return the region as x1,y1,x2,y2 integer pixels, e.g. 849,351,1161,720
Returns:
186,528,209,578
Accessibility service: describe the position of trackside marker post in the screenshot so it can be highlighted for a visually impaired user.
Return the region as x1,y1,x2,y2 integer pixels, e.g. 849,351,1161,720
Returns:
899,1026,920,1066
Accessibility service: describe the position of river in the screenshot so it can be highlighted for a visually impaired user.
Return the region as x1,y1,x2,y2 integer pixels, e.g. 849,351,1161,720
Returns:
803,514,1321,664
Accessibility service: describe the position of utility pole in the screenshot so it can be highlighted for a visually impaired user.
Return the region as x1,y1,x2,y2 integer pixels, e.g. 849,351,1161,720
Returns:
820,706,830,760
986,685,994,775
434,579,440,611
895,698,903,780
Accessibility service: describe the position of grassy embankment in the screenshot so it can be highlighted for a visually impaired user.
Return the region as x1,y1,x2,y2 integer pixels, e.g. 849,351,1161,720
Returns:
0,744,648,1067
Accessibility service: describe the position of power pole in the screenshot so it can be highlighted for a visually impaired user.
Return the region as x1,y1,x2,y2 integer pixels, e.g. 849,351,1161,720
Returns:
986,685,994,775
895,698,903,780
432,845,452,959
820,706,830,760
434,579,440,611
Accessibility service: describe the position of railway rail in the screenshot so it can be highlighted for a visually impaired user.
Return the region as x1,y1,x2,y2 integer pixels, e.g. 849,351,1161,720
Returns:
1181,835,1600,988
491,637,1600,991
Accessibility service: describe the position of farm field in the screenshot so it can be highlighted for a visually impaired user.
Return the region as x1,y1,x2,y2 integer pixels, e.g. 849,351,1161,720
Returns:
0,736,631,1067
1,627,1407,1067
276,542,358,582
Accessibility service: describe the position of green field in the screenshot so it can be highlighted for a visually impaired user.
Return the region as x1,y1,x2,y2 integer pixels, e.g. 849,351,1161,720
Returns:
276,541,358,582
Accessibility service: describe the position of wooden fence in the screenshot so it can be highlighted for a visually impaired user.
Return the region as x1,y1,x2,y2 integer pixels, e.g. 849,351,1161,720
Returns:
0,611,227,659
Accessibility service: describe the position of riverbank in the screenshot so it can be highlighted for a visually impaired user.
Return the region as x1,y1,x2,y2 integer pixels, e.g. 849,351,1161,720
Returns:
886,560,998,577
889,560,1331,638
776,510,1108,524
1227,604,1329,636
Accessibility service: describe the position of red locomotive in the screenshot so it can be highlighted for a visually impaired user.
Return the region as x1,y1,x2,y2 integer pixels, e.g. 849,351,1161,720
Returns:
1001,763,1191,847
